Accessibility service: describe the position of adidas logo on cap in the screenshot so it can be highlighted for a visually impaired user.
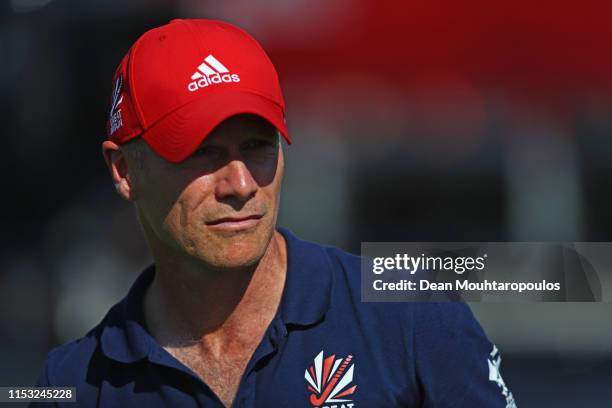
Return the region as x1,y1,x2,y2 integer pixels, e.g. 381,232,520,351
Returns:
187,54,240,92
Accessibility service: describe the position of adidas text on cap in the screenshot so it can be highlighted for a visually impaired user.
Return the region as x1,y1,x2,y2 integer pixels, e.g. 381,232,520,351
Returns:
106,18,290,163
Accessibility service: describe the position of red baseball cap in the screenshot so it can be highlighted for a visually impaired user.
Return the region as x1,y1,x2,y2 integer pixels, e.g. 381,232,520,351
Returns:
106,18,290,163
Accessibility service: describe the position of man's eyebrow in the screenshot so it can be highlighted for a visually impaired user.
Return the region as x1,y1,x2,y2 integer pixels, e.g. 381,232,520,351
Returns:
241,129,280,140
196,129,279,146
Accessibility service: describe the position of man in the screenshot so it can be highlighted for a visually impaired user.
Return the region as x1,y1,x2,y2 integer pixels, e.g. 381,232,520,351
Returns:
36,19,516,407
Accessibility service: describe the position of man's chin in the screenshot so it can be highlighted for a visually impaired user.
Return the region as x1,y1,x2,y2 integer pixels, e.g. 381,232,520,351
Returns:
193,232,271,269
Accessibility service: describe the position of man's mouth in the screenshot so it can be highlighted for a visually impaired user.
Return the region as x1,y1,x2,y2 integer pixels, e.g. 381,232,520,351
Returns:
205,214,263,232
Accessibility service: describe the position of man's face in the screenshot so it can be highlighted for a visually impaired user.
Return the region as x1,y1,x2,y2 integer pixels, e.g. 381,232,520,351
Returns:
129,114,284,269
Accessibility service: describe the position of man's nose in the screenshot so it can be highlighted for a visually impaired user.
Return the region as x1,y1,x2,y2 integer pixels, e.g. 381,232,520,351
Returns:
215,159,258,202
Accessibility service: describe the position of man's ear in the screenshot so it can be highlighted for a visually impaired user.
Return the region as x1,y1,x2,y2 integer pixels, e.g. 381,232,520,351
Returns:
102,140,136,202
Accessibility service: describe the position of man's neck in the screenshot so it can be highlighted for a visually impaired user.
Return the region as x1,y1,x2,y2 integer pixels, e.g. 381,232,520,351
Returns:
143,231,287,355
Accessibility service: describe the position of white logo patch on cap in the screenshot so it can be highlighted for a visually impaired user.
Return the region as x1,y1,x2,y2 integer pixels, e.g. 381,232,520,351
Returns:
109,77,124,135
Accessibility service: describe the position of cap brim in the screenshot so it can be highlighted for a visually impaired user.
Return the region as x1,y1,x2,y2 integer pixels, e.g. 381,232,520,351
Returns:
141,89,290,163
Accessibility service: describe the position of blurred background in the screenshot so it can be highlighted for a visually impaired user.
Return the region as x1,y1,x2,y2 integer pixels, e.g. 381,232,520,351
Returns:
2,0,612,406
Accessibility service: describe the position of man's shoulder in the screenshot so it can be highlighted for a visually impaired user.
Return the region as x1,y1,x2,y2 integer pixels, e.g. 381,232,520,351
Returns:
293,235,363,292
293,234,483,335
323,243,361,266
37,265,157,388
43,335,97,376
320,243,361,279
36,302,120,387
295,237,417,321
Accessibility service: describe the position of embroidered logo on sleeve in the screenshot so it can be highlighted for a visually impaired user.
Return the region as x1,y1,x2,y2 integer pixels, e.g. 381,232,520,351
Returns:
488,344,517,408
305,350,357,408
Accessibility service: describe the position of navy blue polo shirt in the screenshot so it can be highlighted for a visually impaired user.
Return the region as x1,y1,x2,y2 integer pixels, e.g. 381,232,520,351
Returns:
35,228,515,407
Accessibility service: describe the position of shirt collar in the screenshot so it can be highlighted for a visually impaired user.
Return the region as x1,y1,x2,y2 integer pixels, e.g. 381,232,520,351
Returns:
99,265,154,363
99,228,333,363
277,227,333,327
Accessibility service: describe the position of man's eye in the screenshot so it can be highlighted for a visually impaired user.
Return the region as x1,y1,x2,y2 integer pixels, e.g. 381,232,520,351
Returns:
193,146,219,157
243,139,275,150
